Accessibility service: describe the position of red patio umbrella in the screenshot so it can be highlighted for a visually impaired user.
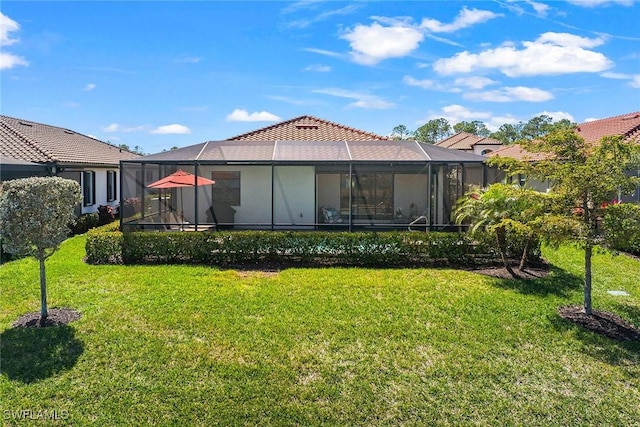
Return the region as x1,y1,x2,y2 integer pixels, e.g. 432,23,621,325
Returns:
146,170,216,222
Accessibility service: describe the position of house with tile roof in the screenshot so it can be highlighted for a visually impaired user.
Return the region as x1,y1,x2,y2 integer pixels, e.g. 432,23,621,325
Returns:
434,132,504,156
1,115,142,214
121,115,496,231
227,115,389,141
487,111,640,201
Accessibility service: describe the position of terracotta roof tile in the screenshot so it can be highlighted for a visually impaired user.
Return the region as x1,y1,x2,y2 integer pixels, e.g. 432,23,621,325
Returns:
576,111,640,145
0,115,141,166
227,115,389,141
487,144,549,161
435,132,503,151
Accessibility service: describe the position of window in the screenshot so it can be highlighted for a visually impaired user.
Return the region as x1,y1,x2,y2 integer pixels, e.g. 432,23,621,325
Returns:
107,170,117,202
83,171,96,206
211,171,241,205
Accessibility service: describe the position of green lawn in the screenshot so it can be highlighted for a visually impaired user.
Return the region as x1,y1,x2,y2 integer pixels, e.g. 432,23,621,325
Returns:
1,235,639,426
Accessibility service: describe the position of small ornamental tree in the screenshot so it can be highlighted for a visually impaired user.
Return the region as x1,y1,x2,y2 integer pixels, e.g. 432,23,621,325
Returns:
455,183,551,276
491,131,640,314
0,177,81,322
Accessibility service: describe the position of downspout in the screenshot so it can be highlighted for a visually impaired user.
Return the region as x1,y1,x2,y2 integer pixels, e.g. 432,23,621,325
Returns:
427,163,432,231
348,162,353,232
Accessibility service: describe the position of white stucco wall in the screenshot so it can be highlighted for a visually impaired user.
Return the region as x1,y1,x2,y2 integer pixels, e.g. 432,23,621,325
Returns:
62,167,119,214
274,166,315,227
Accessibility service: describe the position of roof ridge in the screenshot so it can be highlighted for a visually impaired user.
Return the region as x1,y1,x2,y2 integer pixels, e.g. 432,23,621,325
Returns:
0,120,55,162
227,114,389,141
579,111,640,125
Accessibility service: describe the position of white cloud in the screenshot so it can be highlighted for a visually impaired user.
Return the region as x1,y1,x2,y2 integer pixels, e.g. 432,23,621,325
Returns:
0,12,20,46
302,47,344,59
537,110,575,122
84,83,96,91
312,88,395,109
150,124,191,135
601,71,631,79
420,104,523,132
464,86,554,102
226,109,281,122
630,75,640,88
454,76,498,89
402,76,461,92
433,32,612,77
0,52,28,69
421,7,502,33
303,64,331,72
341,20,424,65
527,1,551,16
175,57,201,64
566,0,634,7
0,13,28,69
102,123,148,133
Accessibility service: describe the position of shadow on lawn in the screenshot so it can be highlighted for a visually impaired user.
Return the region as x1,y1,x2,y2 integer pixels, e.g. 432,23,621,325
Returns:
0,325,84,383
488,266,583,297
550,313,640,366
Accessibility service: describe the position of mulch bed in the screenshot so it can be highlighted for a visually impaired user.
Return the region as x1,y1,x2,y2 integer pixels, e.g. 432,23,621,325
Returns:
558,305,640,342
470,266,550,280
12,308,81,328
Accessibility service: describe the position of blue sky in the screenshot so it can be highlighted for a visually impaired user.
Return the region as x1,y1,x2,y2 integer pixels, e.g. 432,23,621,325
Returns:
1,0,639,154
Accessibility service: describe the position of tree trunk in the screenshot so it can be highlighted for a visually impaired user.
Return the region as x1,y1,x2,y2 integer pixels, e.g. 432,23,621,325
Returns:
495,226,516,277
519,234,532,271
584,242,593,315
39,253,48,322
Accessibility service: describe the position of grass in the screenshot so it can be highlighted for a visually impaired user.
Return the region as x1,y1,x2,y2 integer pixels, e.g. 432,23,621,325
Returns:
1,236,639,426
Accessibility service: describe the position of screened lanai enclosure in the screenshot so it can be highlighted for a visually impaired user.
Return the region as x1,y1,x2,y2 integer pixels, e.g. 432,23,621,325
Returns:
120,140,500,232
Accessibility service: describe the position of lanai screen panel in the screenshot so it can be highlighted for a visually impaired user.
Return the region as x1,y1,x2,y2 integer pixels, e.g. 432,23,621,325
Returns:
198,141,275,161
274,140,351,161
347,140,427,161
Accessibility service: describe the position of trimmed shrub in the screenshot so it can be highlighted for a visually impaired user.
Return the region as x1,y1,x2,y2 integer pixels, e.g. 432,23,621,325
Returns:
71,213,100,235
86,229,540,267
603,203,640,256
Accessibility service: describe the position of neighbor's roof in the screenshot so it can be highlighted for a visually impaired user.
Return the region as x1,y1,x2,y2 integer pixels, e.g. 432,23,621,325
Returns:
0,115,141,166
134,140,487,163
575,111,640,145
487,144,549,161
227,115,389,141
435,132,503,151
487,111,640,162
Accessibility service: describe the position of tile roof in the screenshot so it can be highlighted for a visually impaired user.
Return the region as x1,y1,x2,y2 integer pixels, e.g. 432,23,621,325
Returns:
487,111,640,162
486,144,549,161
435,132,503,151
575,111,640,145
0,115,141,166
227,115,389,141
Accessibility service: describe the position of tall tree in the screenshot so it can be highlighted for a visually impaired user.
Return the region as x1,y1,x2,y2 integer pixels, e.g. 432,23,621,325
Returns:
490,122,524,144
453,120,490,137
391,124,414,140
0,177,82,323
520,115,553,140
414,118,452,144
491,130,640,314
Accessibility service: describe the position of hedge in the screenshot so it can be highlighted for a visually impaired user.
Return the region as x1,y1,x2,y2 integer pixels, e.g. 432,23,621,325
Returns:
604,203,640,256
86,227,540,267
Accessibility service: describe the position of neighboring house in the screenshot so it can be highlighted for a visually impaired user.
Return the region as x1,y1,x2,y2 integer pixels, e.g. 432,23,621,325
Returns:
121,115,496,231
0,115,142,214
488,111,640,201
434,132,504,156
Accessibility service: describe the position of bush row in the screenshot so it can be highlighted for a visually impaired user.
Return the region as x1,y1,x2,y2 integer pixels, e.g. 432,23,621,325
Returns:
86,227,539,267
